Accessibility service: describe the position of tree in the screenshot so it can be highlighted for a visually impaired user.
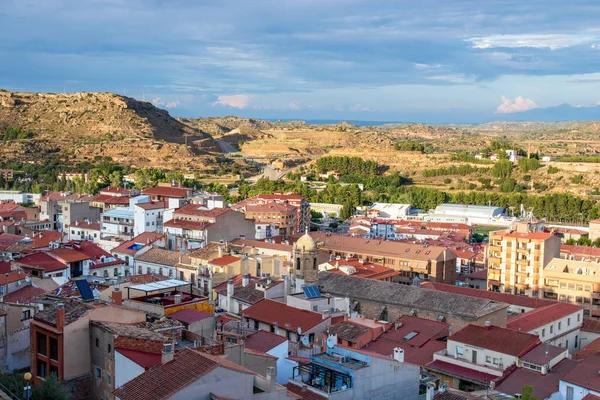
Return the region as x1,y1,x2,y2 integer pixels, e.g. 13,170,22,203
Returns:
565,238,577,245
33,373,69,400
491,159,513,179
577,237,592,246
521,385,537,400
109,170,124,187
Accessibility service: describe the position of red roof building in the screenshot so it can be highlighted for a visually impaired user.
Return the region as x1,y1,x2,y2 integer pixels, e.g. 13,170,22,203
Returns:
507,303,583,334
449,324,540,357
561,355,600,394
142,186,192,200
13,252,68,275
241,299,330,336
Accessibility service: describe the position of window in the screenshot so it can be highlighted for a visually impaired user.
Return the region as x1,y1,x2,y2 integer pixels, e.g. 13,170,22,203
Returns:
106,373,112,384
493,357,501,365
114,268,119,277
37,359,47,378
541,328,545,337
146,222,150,227
558,321,562,330
550,325,554,334
107,344,111,354
159,267,163,275
22,310,31,320
50,337,58,361
37,332,47,356
485,355,492,363
103,270,109,278
577,313,581,322
568,318,571,326
254,320,259,330
138,266,142,274
455,346,464,358
95,367,102,379
312,305,318,312
566,385,574,400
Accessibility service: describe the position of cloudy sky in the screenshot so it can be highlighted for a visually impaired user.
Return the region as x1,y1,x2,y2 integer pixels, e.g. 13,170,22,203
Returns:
1,0,600,122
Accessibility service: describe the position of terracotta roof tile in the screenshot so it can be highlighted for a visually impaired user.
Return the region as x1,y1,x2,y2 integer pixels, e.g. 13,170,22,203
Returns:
209,255,241,266
241,299,328,332
450,324,540,357
163,219,214,230
34,299,94,327
48,248,90,263
134,248,191,267
583,318,600,334
507,303,582,333
174,204,229,218
245,330,288,353
142,186,191,198
557,355,600,393
4,286,47,303
113,348,255,400
14,253,68,272
116,348,162,369
168,309,212,324
283,382,327,400
111,232,164,255
328,322,369,343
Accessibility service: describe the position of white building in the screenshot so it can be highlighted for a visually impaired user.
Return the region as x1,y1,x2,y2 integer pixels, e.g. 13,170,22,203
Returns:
559,355,600,400
133,201,166,236
506,303,583,355
101,207,134,239
310,203,344,218
367,203,411,220
424,203,506,225
66,220,101,242
255,222,276,240
0,191,40,204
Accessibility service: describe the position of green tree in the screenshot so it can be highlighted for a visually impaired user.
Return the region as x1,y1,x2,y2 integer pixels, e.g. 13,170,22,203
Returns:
521,385,537,400
166,171,185,184
565,238,577,245
109,170,124,187
577,237,592,246
491,159,513,179
33,373,69,400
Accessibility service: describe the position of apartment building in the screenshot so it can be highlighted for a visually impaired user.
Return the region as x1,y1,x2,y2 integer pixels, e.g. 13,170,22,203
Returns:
242,203,297,236
543,257,600,318
487,222,560,297
233,192,310,234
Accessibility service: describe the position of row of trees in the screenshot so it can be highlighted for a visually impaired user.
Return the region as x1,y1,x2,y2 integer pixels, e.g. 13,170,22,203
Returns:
315,156,380,175
393,140,433,153
422,164,489,178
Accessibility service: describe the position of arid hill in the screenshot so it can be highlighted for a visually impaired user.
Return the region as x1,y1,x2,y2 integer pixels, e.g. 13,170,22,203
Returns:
0,90,221,171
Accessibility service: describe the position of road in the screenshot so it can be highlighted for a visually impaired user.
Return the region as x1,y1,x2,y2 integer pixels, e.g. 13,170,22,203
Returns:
215,139,239,154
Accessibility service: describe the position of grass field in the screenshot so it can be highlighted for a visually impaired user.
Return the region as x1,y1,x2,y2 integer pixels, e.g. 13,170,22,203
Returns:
473,225,501,236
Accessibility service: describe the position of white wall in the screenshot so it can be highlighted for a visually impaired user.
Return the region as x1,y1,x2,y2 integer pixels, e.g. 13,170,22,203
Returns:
115,350,145,389
134,260,175,278
559,380,600,400
268,341,291,384
531,310,583,354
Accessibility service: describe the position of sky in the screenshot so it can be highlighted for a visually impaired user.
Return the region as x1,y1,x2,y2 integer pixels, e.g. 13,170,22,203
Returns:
1,0,600,123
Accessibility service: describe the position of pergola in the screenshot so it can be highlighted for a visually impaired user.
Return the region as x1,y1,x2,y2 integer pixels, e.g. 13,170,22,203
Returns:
126,279,192,299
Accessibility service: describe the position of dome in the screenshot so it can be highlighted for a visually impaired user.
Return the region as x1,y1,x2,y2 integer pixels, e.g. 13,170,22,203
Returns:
294,233,317,252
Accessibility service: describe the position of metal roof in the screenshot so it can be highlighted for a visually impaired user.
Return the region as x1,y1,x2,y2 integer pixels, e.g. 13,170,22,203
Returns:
127,279,190,293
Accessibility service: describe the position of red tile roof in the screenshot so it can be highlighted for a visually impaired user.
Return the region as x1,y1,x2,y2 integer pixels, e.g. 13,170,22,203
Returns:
212,274,260,292
324,258,400,281
450,324,540,357
421,282,556,309
230,238,293,252
67,220,101,230
111,232,164,255
0,233,26,250
583,394,600,400
116,347,162,369
583,318,600,334
561,244,600,258
283,382,327,400
163,219,214,230
0,271,27,285
135,201,167,210
561,355,600,393
142,186,191,198
48,248,90,263
426,359,498,386
113,348,256,400
39,192,93,202
99,186,133,195
461,269,487,280
4,285,47,303
209,255,241,266
507,303,582,333
0,261,11,274
241,299,328,333
91,194,131,205
495,358,579,400
575,337,600,360
493,230,556,240
168,309,212,324
174,204,230,218
27,231,64,249
15,252,68,272
245,330,288,353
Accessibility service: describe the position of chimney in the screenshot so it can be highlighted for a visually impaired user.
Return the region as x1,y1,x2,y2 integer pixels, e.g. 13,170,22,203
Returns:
208,272,214,302
266,366,276,392
227,279,234,312
485,321,491,330
162,342,174,364
242,274,249,287
56,303,65,331
174,293,182,305
266,275,271,285
218,246,223,258
112,287,123,306
393,347,405,363
283,275,289,299
301,384,307,393
426,383,435,400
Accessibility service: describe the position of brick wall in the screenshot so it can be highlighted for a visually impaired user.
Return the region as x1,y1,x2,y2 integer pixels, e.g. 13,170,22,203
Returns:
114,336,164,354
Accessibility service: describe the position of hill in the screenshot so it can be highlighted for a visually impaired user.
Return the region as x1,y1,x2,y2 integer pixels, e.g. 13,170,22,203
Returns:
0,90,221,171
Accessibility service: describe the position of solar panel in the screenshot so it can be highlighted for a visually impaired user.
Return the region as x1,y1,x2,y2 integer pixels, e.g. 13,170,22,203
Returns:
302,285,321,299
75,279,94,300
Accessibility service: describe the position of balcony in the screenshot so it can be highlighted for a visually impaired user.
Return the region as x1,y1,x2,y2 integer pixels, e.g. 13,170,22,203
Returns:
432,350,504,377
515,282,530,290
516,247,529,254
516,259,529,266
102,217,133,226
489,245,502,252
515,270,529,277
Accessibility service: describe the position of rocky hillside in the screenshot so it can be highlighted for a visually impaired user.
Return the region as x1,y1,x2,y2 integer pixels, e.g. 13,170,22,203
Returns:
179,116,276,136
0,90,221,171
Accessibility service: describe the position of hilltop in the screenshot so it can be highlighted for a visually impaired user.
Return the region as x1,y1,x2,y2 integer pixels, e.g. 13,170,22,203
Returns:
0,90,221,171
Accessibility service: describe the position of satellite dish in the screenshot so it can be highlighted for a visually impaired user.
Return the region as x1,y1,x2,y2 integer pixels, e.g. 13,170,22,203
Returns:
326,335,336,349
297,327,302,336
301,336,310,346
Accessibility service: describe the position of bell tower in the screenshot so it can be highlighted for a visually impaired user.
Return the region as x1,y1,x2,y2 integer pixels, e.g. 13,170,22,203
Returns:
293,230,319,287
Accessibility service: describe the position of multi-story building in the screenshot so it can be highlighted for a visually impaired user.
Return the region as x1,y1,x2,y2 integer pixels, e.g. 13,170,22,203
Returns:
242,203,297,236
65,219,101,242
312,232,457,284
589,218,600,241
543,257,600,318
133,201,166,236
163,204,255,250
487,222,560,297
233,192,310,234
38,192,97,231
141,184,193,202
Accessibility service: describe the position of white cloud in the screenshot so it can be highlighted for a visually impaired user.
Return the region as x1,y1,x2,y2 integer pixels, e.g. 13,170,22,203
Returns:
212,94,252,109
413,63,443,70
467,34,598,50
152,97,180,109
288,101,301,110
349,103,374,112
496,95,539,113
425,74,475,84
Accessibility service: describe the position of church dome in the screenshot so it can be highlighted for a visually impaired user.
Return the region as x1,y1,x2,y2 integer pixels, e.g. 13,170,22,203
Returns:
294,233,317,252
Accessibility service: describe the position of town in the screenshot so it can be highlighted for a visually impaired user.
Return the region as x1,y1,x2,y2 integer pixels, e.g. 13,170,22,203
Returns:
0,177,596,400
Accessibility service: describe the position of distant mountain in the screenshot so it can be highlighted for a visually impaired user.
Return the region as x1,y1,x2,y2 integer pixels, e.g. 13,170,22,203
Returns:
496,104,600,122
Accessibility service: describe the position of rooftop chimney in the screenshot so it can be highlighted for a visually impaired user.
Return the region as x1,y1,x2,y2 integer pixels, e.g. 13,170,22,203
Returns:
242,274,249,287
266,366,276,392
112,287,123,306
485,321,491,330
218,246,223,258
56,303,65,331
174,293,182,305
393,347,405,363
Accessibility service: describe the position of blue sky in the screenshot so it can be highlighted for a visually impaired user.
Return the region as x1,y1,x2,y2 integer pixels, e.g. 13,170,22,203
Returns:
1,0,600,122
